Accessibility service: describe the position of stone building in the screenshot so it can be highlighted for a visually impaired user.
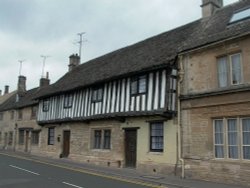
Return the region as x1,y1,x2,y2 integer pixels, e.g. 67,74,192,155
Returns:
179,0,250,186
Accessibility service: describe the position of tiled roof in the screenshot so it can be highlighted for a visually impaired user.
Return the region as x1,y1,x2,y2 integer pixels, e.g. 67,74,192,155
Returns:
33,0,250,99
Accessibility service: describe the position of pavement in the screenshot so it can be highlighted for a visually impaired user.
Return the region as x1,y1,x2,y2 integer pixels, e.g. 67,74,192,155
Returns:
0,149,248,188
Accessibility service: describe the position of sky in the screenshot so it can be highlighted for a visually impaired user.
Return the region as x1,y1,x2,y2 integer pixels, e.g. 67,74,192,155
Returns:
0,0,239,93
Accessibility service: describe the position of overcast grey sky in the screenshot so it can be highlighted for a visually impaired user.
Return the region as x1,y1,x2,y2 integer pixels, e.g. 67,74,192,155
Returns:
0,0,238,92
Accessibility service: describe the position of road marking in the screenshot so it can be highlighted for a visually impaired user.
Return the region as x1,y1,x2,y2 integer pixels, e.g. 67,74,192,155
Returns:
62,181,84,188
9,165,40,175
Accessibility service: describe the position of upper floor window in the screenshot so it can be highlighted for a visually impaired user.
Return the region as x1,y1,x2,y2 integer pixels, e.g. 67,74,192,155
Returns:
214,118,250,160
217,53,242,88
92,87,103,103
131,75,147,95
43,99,50,112
150,122,164,152
31,106,37,119
64,94,73,108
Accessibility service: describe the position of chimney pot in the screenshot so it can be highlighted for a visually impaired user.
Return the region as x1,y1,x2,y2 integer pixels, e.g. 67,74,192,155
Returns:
4,85,9,94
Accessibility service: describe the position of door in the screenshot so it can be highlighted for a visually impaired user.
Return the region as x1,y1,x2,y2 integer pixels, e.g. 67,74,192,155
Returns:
62,131,70,157
25,131,29,152
125,129,137,168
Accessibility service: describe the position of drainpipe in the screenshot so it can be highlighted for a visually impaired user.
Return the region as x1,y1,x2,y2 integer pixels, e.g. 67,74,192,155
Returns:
177,55,185,178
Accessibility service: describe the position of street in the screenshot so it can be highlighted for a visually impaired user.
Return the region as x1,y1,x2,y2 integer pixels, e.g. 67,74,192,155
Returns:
0,154,157,188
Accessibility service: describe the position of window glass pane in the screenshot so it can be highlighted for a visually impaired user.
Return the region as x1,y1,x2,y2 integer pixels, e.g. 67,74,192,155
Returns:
131,79,138,95
139,76,146,93
227,119,238,159
94,130,101,149
48,128,55,145
231,54,242,85
242,119,250,159
97,88,103,101
217,57,228,87
230,8,250,23
214,120,224,158
103,130,111,149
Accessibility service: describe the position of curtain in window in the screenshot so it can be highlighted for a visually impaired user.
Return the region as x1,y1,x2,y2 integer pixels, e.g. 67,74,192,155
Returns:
214,120,224,158
231,54,242,85
242,119,250,160
228,119,238,159
217,57,228,87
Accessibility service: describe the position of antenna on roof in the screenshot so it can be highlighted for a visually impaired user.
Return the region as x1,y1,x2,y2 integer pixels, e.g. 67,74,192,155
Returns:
41,55,50,78
77,32,87,61
18,59,25,76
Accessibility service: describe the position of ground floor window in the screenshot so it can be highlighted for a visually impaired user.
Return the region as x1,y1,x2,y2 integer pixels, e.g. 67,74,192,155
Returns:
150,122,164,152
32,131,40,145
19,130,25,145
93,129,111,149
48,127,55,145
214,117,250,160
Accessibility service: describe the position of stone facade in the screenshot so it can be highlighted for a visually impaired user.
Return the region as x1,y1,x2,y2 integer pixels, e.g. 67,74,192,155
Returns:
180,35,250,186
38,116,177,175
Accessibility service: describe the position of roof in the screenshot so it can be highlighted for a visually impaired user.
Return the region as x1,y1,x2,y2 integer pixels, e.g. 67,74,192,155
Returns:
36,0,250,99
0,91,16,105
0,88,40,112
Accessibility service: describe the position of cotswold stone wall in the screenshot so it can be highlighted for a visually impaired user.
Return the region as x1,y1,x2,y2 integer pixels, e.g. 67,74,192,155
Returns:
181,36,250,186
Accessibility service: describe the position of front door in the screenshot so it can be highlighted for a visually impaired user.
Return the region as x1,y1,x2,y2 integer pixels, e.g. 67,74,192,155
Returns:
62,130,70,157
125,129,137,168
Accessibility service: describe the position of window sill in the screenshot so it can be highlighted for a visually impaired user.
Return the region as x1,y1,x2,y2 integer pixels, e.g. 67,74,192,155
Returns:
91,149,111,152
212,158,250,163
148,151,164,155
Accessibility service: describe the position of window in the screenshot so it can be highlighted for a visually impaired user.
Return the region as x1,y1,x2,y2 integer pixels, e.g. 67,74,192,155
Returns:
48,127,55,145
214,118,250,160
230,7,250,23
92,87,103,102
18,110,23,120
64,94,73,108
94,130,102,149
19,130,25,145
93,129,111,149
31,106,37,119
0,112,3,121
32,131,40,145
150,122,164,152
103,130,111,149
131,75,147,95
217,53,242,87
43,99,50,112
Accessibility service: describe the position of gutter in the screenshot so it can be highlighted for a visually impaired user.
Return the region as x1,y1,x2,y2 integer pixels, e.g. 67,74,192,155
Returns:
177,55,185,178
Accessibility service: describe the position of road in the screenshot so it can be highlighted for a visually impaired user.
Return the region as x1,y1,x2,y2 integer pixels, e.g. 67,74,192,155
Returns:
0,153,158,188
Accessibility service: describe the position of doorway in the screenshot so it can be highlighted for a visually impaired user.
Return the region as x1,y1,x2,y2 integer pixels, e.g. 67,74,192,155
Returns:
62,130,70,157
125,129,137,168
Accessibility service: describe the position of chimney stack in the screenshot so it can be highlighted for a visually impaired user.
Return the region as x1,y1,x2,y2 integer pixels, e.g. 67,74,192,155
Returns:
4,85,9,94
68,54,80,72
201,0,223,18
0,90,2,96
40,72,50,87
18,75,26,92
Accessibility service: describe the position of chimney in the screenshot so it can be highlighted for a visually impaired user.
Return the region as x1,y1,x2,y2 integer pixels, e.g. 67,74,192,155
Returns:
68,54,80,72
201,0,223,18
40,72,50,87
17,75,26,92
0,90,2,96
4,85,9,94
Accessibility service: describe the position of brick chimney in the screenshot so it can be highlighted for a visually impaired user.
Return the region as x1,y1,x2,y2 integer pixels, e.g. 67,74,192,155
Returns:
4,85,9,94
40,72,50,88
201,0,223,18
17,75,26,92
68,54,80,72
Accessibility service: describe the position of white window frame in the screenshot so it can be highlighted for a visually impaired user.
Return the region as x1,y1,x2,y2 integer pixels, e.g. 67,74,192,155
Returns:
229,53,243,85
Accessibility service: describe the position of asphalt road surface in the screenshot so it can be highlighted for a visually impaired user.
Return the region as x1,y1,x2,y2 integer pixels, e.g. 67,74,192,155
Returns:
0,153,157,188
